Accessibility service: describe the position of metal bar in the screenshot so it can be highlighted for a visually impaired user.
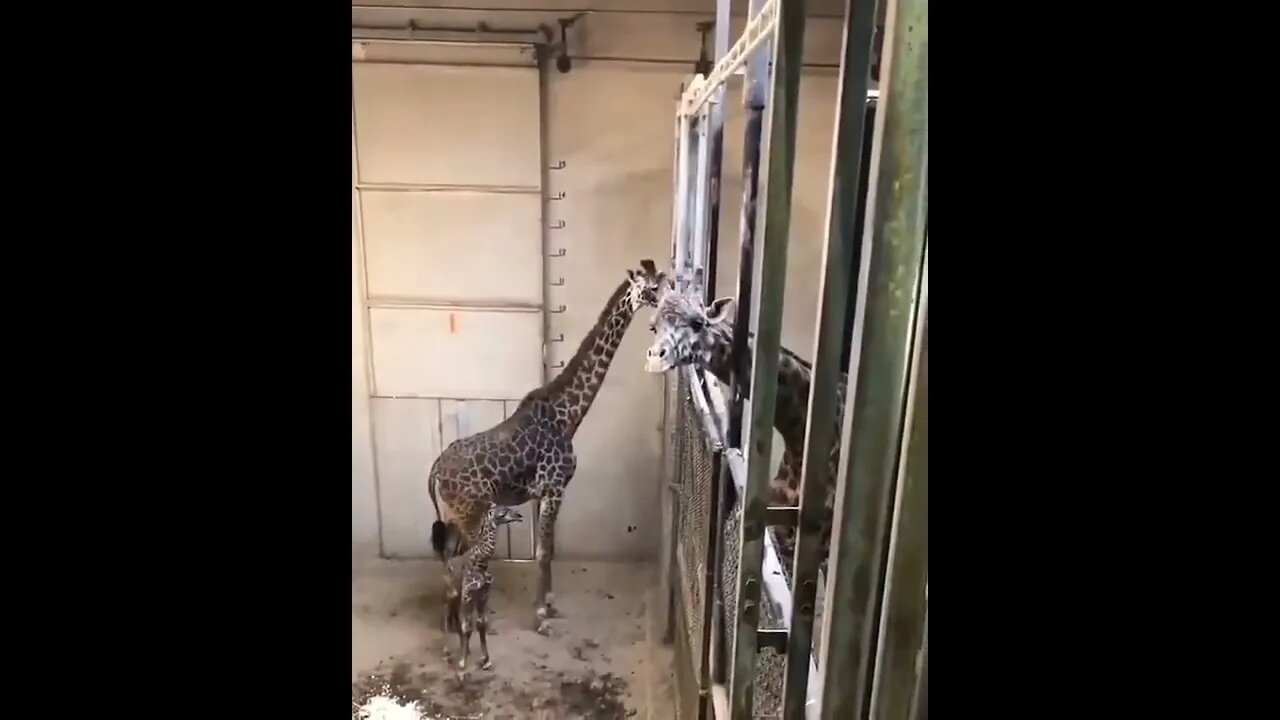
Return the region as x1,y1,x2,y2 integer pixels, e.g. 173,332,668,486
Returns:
353,3,847,19
782,0,879,715
365,298,543,312
697,445,723,720
907,599,927,720
351,35,536,48
371,395,524,403
355,182,541,194
759,628,789,652
730,0,808,714
674,110,695,281
351,58,536,68
684,0,779,116
659,91,689,652
725,0,770,452
701,0,731,305
869,247,927,720
563,54,842,69
536,47,553,393
352,22,546,35
816,0,928,711
687,366,726,449
691,107,712,285
767,504,799,527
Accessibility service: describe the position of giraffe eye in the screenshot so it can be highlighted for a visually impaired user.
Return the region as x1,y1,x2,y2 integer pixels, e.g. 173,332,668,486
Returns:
689,317,705,332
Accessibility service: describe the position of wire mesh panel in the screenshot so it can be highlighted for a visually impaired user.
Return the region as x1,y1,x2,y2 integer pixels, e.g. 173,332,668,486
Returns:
720,493,787,718
674,371,715,684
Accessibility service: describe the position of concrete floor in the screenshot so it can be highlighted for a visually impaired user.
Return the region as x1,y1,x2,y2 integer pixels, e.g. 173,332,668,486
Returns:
352,559,677,719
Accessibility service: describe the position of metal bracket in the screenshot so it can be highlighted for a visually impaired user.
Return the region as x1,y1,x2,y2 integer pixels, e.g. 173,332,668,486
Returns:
550,277,565,286
550,190,566,200
549,304,567,313
549,160,566,170
549,220,566,229
549,333,565,342
549,248,567,257
548,360,565,369
758,628,788,653
766,504,799,527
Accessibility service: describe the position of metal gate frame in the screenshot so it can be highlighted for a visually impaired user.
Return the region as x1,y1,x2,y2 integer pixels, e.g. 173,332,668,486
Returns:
662,0,928,717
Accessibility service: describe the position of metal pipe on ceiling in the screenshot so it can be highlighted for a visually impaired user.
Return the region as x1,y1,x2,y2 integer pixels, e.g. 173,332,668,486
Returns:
352,36,536,48
351,3,847,19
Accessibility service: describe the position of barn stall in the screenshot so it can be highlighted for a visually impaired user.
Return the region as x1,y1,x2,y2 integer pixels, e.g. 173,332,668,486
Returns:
351,0,927,717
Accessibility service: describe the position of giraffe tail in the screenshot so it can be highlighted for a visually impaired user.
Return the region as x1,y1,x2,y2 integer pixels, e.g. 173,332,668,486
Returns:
431,520,450,560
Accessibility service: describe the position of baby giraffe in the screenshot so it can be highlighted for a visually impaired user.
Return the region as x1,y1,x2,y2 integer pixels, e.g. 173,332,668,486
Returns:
442,504,523,677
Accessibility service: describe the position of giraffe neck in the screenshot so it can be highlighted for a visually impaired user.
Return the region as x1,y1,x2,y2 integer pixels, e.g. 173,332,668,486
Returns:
703,330,823,457
544,279,637,437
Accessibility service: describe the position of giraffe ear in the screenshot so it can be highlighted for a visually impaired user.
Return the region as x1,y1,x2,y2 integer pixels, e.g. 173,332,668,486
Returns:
706,297,735,323
626,269,637,280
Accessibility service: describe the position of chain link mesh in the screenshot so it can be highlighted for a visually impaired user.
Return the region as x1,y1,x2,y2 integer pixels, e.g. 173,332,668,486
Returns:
668,371,835,718
673,371,714,685
720,493,787,717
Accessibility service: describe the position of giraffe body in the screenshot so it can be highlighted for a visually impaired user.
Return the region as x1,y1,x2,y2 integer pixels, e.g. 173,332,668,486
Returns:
643,283,847,573
429,260,667,634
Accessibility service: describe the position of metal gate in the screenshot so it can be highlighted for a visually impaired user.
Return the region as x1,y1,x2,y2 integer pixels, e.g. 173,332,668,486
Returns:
660,0,928,717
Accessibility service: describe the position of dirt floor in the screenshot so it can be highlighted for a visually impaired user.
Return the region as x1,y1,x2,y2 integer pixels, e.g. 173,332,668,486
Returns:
352,559,677,719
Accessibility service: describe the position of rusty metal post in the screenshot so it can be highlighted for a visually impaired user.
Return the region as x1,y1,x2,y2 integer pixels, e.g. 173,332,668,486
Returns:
814,0,928,711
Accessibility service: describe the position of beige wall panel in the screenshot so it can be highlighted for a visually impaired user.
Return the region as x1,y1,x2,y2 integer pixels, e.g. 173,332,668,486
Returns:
369,307,544,400
361,190,543,305
353,63,541,187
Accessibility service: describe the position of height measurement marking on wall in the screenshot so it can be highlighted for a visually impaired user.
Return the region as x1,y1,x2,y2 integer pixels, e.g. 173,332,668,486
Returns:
449,313,457,333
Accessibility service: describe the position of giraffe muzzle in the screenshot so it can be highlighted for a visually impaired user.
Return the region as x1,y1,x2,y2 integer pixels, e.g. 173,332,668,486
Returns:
644,347,672,373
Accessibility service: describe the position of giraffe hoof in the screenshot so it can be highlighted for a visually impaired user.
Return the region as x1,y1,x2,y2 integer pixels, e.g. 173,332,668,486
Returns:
481,658,493,671
536,619,553,636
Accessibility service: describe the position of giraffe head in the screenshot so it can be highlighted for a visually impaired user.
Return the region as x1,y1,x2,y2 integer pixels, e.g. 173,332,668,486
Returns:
624,259,670,312
488,505,524,526
644,283,736,373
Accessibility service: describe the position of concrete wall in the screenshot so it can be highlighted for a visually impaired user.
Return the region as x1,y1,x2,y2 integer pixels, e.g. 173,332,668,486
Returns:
353,123,381,561
352,5,843,560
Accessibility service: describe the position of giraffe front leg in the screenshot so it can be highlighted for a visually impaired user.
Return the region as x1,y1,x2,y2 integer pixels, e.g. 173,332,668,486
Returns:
477,600,493,670
457,610,473,680
534,493,562,635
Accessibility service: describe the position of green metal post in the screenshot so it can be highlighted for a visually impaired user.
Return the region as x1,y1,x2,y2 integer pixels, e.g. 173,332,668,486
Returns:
731,0,808,716
869,246,927,719
782,0,879,715
815,0,928,712
908,603,927,720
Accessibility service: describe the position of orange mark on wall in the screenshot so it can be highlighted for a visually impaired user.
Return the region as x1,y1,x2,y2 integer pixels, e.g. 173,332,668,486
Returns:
449,314,457,333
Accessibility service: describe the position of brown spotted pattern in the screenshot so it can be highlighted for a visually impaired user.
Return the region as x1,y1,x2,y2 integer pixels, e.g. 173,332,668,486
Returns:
644,284,849,573
429,261,667,636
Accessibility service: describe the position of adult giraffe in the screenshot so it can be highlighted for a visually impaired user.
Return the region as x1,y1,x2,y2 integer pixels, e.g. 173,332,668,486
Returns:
642,281,848,573
428,260,668,635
